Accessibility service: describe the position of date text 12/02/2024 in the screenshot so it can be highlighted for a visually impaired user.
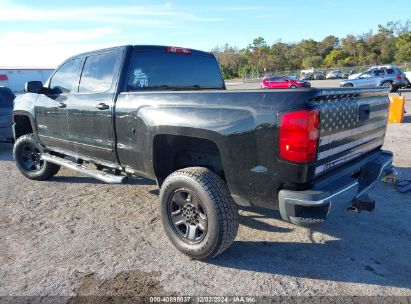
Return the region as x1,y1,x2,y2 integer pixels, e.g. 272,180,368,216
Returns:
149,296,257,303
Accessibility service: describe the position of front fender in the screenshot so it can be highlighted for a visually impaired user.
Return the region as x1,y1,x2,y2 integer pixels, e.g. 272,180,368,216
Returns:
12,93,39,140
13,93,38,118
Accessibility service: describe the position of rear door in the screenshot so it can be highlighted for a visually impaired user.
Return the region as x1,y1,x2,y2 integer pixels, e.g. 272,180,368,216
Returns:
270,77,283,88
276,77,289,88
369,69,385,86
35,58,82,150
65,50,123,162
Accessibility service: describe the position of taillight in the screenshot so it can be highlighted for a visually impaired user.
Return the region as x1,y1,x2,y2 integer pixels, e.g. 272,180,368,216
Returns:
279,109,320,164
396,74,402,79
167,47,191,54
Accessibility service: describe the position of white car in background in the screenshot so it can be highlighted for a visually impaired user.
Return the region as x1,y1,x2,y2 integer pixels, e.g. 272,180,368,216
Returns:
348,72,362,80
326,70,343,79
405,71,411,87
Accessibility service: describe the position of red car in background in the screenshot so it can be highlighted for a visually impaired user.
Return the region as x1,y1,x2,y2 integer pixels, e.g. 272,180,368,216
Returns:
260,76,311,89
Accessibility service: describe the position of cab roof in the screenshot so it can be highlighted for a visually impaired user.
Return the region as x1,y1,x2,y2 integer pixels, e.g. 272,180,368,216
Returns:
66,45,212,60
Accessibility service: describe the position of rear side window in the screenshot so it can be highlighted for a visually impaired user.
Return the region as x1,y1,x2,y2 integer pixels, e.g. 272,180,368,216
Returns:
127,51,224,91
364,68,376,75
385,69,394,74
79,52,120,93
49,59,82,94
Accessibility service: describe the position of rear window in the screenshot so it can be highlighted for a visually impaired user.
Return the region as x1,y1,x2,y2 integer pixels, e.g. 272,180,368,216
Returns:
79,52,120,93
127,50,224,91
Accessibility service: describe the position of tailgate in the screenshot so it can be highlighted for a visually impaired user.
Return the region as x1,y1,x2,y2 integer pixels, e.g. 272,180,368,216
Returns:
313,88,389,177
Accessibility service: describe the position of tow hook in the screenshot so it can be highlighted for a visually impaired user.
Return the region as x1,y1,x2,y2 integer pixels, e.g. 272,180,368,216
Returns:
347,195,375,212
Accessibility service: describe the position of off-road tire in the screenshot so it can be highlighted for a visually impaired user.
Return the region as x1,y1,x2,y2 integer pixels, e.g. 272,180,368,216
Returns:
13,134,60,180
160,167,239,260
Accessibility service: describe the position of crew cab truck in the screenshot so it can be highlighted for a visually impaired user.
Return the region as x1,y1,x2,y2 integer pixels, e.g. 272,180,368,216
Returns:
13,45,393,260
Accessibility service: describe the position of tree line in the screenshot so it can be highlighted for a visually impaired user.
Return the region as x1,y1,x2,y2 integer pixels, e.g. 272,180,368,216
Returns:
211,20,411,79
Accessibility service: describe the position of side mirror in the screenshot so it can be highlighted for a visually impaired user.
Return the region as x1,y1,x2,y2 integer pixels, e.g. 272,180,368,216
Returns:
25,81,43,94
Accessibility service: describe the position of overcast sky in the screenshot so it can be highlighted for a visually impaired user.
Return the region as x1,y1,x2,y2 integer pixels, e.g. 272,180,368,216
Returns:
1,0,410,67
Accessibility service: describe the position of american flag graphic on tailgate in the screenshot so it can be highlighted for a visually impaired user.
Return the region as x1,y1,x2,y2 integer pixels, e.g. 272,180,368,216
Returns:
312,91,389,176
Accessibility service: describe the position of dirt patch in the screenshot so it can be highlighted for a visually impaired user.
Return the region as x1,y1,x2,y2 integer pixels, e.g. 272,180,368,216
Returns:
68,271,174,303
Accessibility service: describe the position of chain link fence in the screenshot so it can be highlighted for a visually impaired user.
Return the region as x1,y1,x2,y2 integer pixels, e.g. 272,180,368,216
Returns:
243,63,410,83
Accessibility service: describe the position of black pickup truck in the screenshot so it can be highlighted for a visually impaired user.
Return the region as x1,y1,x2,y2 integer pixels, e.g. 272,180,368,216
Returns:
12,45,393,259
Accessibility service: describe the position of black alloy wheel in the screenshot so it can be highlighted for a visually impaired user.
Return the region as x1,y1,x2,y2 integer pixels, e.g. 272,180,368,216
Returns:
167,189,208,243
13,134,60,180
19,142,44,172
159,167,239,260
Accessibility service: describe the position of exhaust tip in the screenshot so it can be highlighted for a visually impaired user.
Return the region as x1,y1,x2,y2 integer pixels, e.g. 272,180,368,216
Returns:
348,196,375,213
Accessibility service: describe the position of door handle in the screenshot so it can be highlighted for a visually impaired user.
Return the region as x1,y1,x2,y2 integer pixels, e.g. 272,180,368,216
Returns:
358,104,370,121
57,102,66,108
96,103,109,110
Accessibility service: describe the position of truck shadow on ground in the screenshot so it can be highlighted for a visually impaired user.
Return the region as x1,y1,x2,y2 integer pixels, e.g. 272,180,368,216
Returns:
210,179,411,289
238,207,293,233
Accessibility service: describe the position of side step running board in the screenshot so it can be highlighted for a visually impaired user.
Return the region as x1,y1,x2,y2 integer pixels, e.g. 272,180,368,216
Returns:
41,153,126,184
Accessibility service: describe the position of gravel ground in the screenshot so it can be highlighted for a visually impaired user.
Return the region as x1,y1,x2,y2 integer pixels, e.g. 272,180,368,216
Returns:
0,83,410,299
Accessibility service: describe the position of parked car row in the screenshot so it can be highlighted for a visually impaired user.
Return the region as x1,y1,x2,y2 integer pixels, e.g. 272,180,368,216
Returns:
260,66,410,92
299,70,356,80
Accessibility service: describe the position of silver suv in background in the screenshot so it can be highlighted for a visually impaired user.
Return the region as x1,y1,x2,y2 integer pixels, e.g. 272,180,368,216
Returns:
340,66,407,92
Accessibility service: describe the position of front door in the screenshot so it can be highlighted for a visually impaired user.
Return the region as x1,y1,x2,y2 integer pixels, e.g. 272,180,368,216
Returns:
35,58,82,150
356,73,373,87
66,50,123,163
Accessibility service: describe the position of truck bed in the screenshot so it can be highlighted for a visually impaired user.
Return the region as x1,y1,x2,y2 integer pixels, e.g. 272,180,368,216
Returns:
114,87,389,209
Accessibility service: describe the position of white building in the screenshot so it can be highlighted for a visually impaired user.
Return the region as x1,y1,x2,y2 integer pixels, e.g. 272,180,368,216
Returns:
0,67,54,93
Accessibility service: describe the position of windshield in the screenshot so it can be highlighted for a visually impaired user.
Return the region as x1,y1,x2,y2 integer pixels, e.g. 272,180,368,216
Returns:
127,50,225,91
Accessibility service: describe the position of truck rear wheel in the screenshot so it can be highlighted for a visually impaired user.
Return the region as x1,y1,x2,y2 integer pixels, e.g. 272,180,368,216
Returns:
13,134,60,181
160,167,238,260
